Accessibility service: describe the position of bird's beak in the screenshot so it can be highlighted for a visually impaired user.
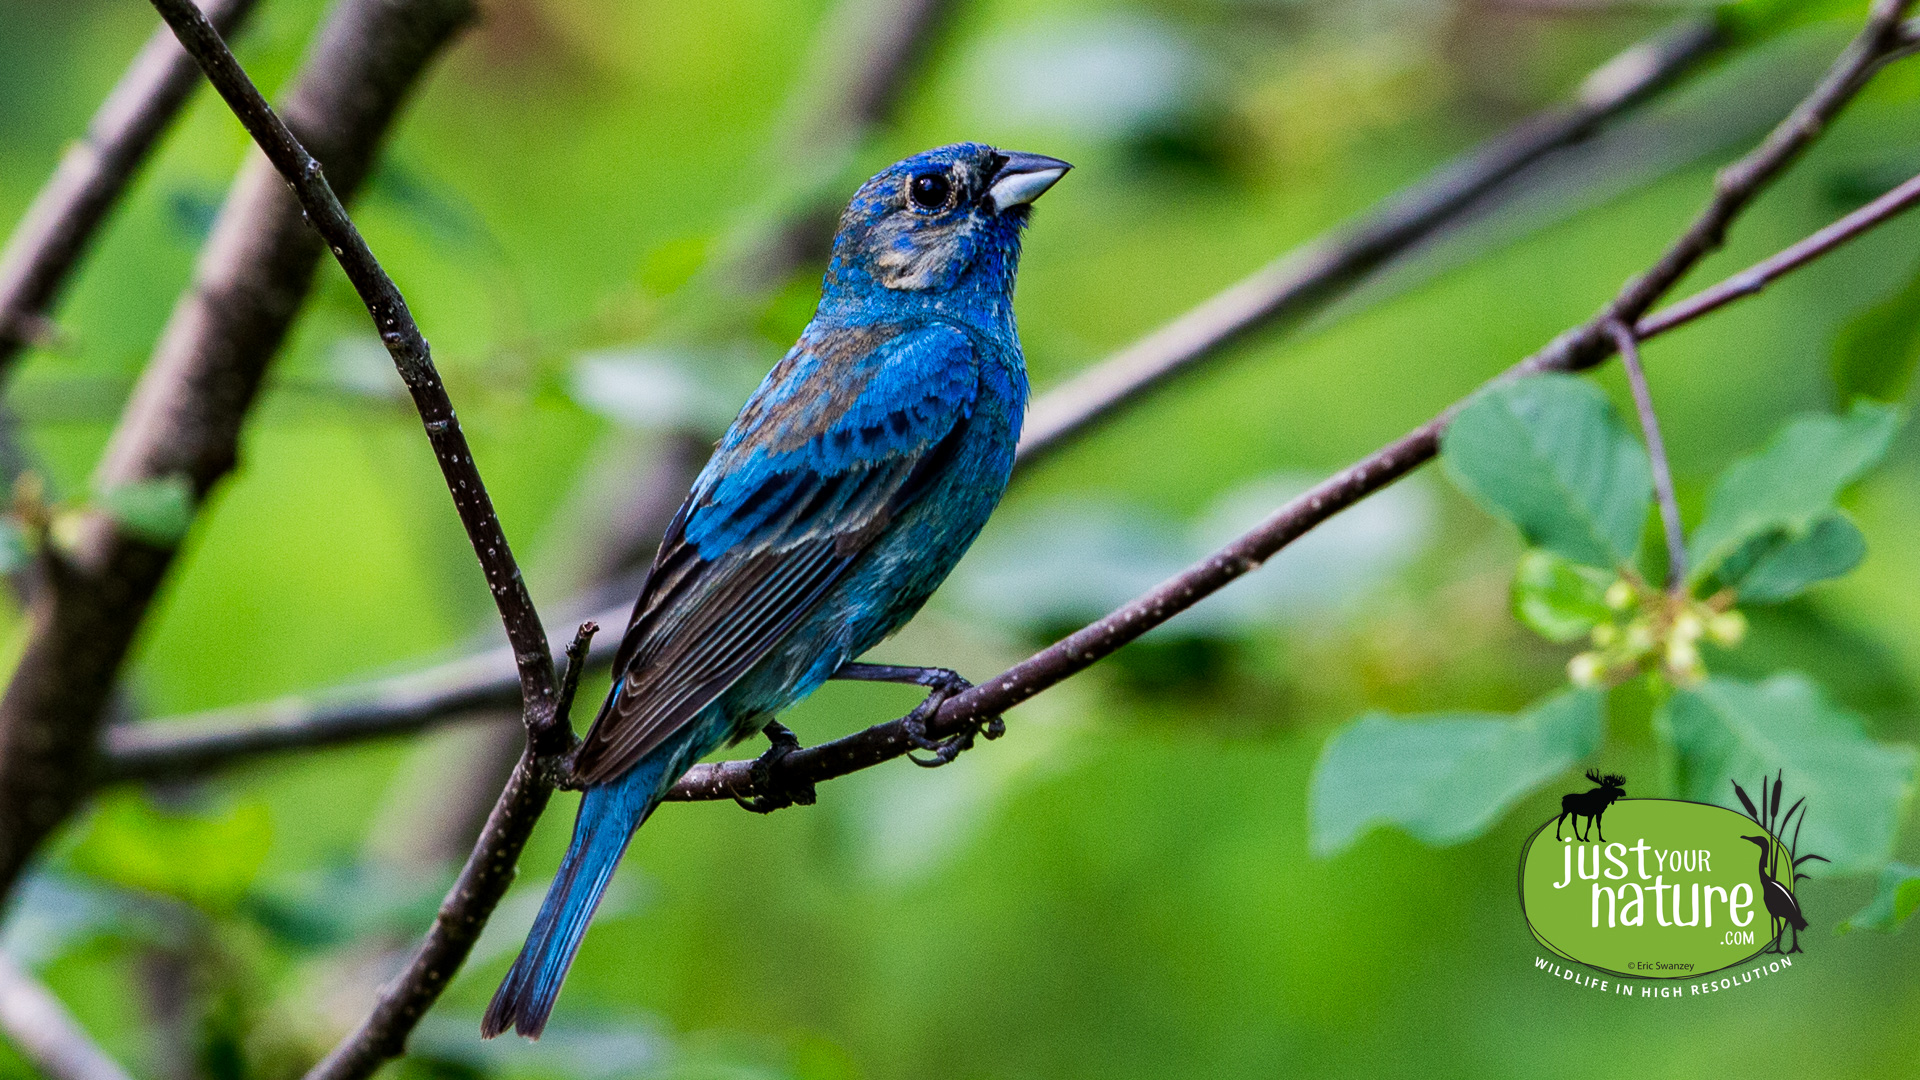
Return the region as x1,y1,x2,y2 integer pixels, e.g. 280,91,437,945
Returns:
987,150,1072,213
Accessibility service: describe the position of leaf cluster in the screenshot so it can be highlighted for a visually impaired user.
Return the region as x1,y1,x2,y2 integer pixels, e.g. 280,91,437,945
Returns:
1311,374,1917,931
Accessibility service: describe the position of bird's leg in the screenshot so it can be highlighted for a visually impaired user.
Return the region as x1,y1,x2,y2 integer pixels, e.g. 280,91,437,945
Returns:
733,720,817,814
833,662,1004,767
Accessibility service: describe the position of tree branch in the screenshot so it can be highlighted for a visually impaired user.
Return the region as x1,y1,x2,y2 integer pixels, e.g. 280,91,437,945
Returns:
1607,320,1686,588
0,0,258,368
135,3,614,1075
0,0,473,905
700,0,963,300
1012,14,1724,469
0,949,136,1080
146,0,557,728
97,608,623,784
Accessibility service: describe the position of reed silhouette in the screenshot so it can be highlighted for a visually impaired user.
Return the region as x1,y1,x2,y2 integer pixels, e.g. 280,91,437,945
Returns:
1730,772,1827,954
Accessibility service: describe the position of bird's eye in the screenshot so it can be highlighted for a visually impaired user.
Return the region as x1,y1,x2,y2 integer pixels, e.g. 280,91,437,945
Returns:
908,172,952,211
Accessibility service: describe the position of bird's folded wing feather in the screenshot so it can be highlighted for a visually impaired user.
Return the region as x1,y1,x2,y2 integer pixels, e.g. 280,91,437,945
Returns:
570,322,979,785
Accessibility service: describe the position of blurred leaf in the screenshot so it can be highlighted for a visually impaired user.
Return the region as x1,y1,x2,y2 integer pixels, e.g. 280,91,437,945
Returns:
242,862,451,951
568,347,756,432
1687,402,1903,582
1309,688,1604,856
371,159,494,251
0,873,168,966
68,793,272,912
409,1012,666,1080
1832,261,1920,403
1511,548,1613,643
1716,512,1866,603
1661,674,1915,875
1722,0,1879,44
164,186,221,243
0,520,30,574
1441,375,1650,570
1838,862,1920,933
94,474,195,545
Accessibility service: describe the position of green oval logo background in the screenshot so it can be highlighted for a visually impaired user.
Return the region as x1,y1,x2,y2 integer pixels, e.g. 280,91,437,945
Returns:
1519,799,1788,978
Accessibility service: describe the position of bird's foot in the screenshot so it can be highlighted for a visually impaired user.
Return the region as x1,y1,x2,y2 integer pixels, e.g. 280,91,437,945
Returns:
900,672,1003,768
733,721,817,814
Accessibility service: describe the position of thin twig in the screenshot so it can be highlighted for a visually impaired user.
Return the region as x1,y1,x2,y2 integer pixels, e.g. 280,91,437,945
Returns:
304,624,596,1080
0,949,136,1080
1013,15,1724,469
1607,320,1686,588
146,0,559,734
0,0,259,367
138,4,599,1076
0,0,473,905
1637,166,1920,337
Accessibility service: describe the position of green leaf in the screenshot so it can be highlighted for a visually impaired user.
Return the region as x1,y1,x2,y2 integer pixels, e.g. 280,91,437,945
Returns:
1686,402,1903,582
1660,674,1916,875
1511,548,1614,643
1442,375,1651,570
67,793,273,911
94,474,196,545
1839,862,1920,934
1309,688,1605,856
1833,261,1920,404
1715,512,1866,603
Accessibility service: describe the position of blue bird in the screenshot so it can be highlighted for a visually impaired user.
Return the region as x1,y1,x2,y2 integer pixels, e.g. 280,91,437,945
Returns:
482,143,1069,1039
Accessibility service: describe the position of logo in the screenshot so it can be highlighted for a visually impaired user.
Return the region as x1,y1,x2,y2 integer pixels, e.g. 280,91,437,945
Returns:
1519,771,1826,980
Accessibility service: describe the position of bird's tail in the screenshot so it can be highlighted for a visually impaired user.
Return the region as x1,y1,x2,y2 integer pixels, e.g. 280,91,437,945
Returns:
481,756,670,1039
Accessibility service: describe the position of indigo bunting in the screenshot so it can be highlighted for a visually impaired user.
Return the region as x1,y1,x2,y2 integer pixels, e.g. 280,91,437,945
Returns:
483,143,1069,1038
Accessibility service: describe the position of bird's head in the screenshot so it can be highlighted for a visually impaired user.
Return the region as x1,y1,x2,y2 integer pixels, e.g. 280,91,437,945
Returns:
824,143,1070,300
1741,834,1771,851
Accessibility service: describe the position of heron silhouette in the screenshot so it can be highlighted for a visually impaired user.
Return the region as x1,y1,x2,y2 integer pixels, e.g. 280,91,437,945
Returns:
1730,771,1828,954
1741,833,1807,953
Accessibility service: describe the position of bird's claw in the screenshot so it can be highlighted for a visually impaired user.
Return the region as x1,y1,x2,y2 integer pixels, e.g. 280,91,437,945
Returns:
900,672,1001,767
733,721,816,814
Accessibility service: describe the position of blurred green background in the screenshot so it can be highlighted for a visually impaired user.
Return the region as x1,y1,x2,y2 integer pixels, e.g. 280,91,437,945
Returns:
4,0,1920,1077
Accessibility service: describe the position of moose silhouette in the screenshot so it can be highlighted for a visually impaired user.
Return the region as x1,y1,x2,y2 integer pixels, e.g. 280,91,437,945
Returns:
1555,769,1626,842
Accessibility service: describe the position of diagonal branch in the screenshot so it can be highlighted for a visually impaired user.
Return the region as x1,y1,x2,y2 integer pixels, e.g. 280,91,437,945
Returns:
100,602,627,784
0,949,136,1080
1013,14,1724,468
145,0,557,728
0,0,259,369
1606,319,1686,588
699,0,964,301
0,0,474,906
137,3,604,1077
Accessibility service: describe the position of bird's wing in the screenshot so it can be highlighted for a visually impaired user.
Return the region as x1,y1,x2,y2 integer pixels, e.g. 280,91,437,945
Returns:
570,322,979,785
